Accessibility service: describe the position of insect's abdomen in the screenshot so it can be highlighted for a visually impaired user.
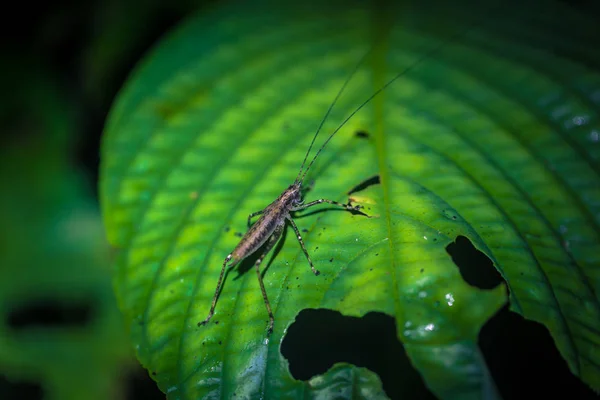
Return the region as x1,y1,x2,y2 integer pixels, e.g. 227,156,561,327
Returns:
230,206,285,266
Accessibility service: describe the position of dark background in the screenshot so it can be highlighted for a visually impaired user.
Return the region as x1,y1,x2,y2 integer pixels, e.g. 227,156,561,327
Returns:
2,0,600,399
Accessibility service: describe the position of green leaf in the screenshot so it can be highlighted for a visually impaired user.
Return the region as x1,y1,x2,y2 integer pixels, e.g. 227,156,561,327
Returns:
101,0,600,398
0,66,130,400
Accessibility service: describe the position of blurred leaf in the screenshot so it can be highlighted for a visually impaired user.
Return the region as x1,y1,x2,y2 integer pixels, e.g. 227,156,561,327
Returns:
0,65,129,400
101,0,600,398
82,0,215,107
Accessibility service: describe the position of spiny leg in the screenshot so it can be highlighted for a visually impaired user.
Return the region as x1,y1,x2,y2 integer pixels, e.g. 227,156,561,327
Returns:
247,209,265,228
292,198,368,215
286,215,319,276
255,225,284,334
198,254,232,326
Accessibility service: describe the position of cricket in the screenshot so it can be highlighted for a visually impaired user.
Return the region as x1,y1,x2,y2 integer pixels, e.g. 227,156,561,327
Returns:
197,53,371,334
198,7,496,334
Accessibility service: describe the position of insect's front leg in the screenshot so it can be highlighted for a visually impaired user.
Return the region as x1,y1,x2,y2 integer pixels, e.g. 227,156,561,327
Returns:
292,198,367,215
247,210,264,228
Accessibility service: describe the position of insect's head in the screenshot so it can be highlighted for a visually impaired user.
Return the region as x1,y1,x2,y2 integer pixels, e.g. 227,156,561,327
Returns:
289,182,303,206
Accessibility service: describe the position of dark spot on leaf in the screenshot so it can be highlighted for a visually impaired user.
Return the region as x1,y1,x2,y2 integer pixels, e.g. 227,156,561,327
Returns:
420,268,424,273
302,228,308,233
296,277,299,280
329,258,333,262
234,232,243,238
219,341,222,345
7,298,93,330
369,268,373,271
224,226,230,232
375,253,379,256
480,304,597,399
215,320,219,325
0,375,43,400
151,371,157,376
282,310,435,400
452,215,457,220
355,130,370,138
315,246,319,250
446,235,502,289
348,175,381,195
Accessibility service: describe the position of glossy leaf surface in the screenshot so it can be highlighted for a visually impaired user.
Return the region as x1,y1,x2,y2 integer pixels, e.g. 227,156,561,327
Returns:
101,1,600,398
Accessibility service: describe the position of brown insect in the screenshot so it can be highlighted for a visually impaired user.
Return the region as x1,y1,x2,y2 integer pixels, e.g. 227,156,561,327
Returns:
197,53,375,334
198,10,497,334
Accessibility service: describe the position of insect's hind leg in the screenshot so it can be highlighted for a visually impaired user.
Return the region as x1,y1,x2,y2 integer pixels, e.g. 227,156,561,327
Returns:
254,225,284,334
198,253,232,327
286,215,320,276
247,210,264,228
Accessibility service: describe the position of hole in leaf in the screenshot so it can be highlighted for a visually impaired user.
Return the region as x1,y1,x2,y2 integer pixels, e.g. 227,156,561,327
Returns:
479,304,598,399
355,130,370,138
281,309,435,400
0,375,43,400
7,298,93,330
126,363,165,400
446,235,503,289
347,175,381,195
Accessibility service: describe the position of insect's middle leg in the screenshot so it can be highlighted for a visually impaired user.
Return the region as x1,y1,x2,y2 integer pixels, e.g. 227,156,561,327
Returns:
254,225,284,335
286,215,320,276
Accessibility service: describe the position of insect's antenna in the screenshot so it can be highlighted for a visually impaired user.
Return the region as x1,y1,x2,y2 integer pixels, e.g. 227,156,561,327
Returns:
300,5,501,183
295,48,372,184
